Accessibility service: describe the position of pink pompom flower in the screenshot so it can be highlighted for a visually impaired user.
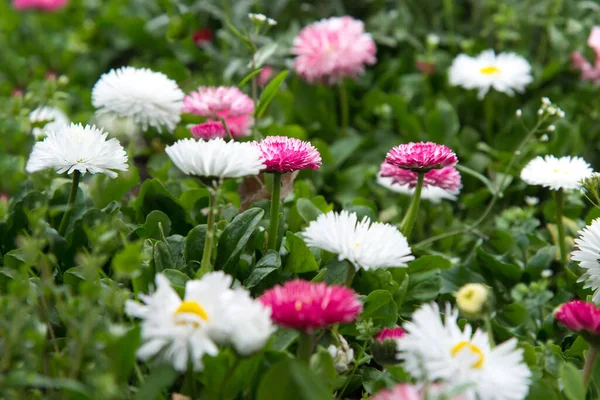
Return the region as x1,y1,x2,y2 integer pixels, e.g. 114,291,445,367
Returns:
380,162,462,192
385,142,458,172
183,86,255,138
254,136,322,173
13,0,67,10
374,327,406,342
555,300,600,337
190,121,227,140
371,384,466,400
259,280,362,332
588,26,600,56
258,66,275,87
292,16,377,84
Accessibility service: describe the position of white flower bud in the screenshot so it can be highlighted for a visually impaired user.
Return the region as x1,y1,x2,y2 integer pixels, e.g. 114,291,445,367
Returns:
540,133,550,142
515,109,522,117
547,125,556,132
267,18,277,26
542,97,551,105
456,283,490,318
537,109,544,116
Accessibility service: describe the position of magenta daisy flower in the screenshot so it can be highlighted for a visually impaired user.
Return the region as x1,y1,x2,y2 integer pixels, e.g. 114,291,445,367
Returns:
189,121,226,140
555,300,600,336
259,280,362,332
372,326,406,365
379,162,462,192
371,384,466,400
13,0,68,10
254,136,322,173
374,327,406,342
183,86,254,138
292,16,376,84
385,142,458,172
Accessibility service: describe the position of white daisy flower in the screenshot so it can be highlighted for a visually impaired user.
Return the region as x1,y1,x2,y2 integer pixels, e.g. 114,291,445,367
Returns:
377,174,458,204
25,123,128,178
165,138,265,179
29,106,69,139
94,113,141,140
520,155,593,191
397,303,531,400
125,272,273,371
302,210,415,271
572,218,600,303
92,66,184,132
449,50,533,99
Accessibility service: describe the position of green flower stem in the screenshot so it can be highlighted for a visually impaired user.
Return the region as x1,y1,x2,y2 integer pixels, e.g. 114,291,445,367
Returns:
267,172,282,251
345,262,356,287
484,94,494,143
483,315,495,347
58,170,81,236
554,188,568,267
400,172,425,238
200,187,218,275
338,81,349,136
583,347,598,388
296,331,313,365
218,117,234,141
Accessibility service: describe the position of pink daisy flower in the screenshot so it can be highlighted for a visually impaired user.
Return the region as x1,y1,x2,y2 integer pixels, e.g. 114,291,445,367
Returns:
190,121,226,140
374,327,406,342
13,0,67,10
258,66,275,87
292,16,376,84
254,136,322,173
555,300,600,336
379,162,462,192
385,142,458,172
371,384,466,400
259,280,362,332
183,86,255,138
192,28,213,47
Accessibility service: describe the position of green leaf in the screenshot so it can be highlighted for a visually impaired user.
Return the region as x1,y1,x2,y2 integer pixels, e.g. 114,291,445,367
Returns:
238,68,263,87
284,232,318,273
256,358,331,400
216,208,264,274
112,240,145,279
405,269,441,304
255,71,289,118
310,347,337,389
560,362,585,400
476,247,522,284
3,371,90,398
245,250,281,288
113,326,141,383
162,269,190,297
407,255,451,273
225,19,254,50
361,290,398,327
153,241,174,272
185,224,207,263
143,210,171,240
296,198,323,224
135,179,192,235
329,136,362,169
134,364,179,400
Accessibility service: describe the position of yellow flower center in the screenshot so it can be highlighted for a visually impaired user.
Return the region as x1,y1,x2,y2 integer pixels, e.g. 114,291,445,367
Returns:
451,341,485,368
355,243,360,248
295,300,303,311
174,300,209,321
480,66,501,75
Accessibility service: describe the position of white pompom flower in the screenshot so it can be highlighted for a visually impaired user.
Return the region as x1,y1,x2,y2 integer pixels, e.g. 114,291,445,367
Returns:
165,138,265,179
25,123,128,178
572,218,600,304
92,66,184,133
520,155,593,191
397,303,531,400
302,210,414,271
29,106,69,139
449,50,533,99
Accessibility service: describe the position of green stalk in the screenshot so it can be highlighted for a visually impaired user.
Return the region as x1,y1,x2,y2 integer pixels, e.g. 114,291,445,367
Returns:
267,173,282,251
583,347,598,388
218,117,234,141
296,331,313,365
200,187,217,275
338,81,349,136
484,94,494,143
400,172,425,238
483,315,495,347
58,170,81,236
345,262,356,287
554,188,568,267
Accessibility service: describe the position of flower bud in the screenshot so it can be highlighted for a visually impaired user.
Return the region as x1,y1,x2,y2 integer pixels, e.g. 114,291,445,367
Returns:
372,327,405,365
456,283,491,319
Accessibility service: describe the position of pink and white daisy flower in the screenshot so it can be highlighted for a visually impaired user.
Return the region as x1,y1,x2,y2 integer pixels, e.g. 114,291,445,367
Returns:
379,162,462,192
374,327,406,342
292,16,376,84
385,142,458,172
183,86,255,138
190,121,227,140
555,300,600,336
13,0,67,10
259,280,362,332
371,384,466,400
254,136,322,173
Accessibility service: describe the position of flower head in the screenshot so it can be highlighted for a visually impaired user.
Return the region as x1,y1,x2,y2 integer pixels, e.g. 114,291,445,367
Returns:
13,0,67,10
165,138,265,179
327,333,354,372
192,28,213,47
520,155,593,191
92,66,184,132
303,210,414,271
258,66,275,87
377,174,459,203
259,280,362,332
397,303,531,400
125,272,273,371
372,327,406,365
292,16,376,84
588,26,600,55
449,49,533,99
25,123,128,178
555,300,600,338
371,384,466,400
375,327,406,342
190,121,227,140
572,218,600,303
29,106,69,139
385,142,458,172
254,136,322,173
456,283,490,318
379,162,462,194
183,86,254,138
